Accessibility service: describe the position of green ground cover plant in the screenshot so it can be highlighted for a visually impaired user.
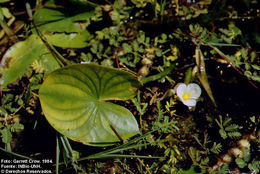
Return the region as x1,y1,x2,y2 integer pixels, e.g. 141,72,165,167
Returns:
0,0,259,173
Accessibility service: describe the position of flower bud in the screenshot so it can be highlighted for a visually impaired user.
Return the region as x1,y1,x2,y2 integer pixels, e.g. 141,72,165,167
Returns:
230,148,243,158
222,154,232,163
238,139,250,149
138,66,149,77
141,58,153,66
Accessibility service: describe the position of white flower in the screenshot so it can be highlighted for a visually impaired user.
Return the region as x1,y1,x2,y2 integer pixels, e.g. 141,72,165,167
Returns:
176,83,201,107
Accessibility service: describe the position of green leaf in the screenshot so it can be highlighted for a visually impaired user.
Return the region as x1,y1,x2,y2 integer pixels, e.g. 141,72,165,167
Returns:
32,0,95,48
225,124,239,132
0,107,8,116
43,31,92,48
31,53,60,74
219,129,227,139
39,64,140,146
178,165,204,174
251,74,260,82
227,131,241,139
0,128,12,143
0,0,11,3
66,0,97,6
235,158,247,168
210,142,222,154
195,48,216,106
10,123,24,132
141,63,176,84
0,35,58,87
33,3,95,33
251,64,260,70
248,159,260,171
122,43,132,53
223,117,232,127
217,163,229,174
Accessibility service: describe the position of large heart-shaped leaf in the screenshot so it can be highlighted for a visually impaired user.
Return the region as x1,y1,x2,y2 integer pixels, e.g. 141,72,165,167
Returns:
39,64,140,146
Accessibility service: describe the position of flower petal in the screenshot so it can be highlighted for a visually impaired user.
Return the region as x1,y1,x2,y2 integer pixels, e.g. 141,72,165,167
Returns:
182,98,197,107
187,83,201,99
176,83,187,98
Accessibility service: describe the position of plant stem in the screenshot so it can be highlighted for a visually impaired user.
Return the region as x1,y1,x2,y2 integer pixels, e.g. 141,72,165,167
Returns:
56,134,60,174
25,3,69,67
0,147,32,159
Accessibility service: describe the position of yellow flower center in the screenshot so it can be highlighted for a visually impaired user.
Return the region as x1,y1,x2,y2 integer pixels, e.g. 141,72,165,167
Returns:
182,93,190,101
